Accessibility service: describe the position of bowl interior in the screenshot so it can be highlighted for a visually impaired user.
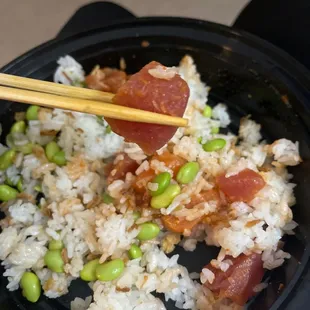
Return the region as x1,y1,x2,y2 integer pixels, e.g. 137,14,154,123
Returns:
1,19,310,310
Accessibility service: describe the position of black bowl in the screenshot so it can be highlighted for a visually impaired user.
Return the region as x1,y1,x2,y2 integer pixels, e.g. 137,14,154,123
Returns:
1,13,310,310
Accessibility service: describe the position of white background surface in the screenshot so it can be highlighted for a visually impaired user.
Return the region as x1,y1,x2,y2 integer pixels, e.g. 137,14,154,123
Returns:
0,0,249,67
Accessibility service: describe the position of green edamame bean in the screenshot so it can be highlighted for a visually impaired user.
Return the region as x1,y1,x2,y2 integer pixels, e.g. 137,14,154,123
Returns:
197,137,202,144
17,143,33,155
128,244,142,259
52,151,66,166
80,258,100,281
11,121,26,134
0,184,18,201
20,271,41,303
73,80,87,87
49,239,64,251
26,105,39,121
6,134,14,149
34,185,42,192
176,162,200,184
45,141,60,161
105,126,112,134
0,149,16,170
95,258,124,282
96,116,104,125
150,172,171,197
17,178,23,192
203,105,212,118
44,250,64,273
102,193,114,204
5,177,14,187
211,127,219,134
137,222,160,241
132,211,141,221
203,138,226,152
151,184,181,209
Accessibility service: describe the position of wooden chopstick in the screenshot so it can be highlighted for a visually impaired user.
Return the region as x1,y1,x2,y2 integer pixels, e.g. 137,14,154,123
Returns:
0,73,114,103
0,86,188,127
0,73,188,127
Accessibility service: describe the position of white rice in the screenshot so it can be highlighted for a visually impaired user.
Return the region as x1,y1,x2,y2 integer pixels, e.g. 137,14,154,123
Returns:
148,182,159,191
71,296,92,310
54,55,85,85
200,268,215,285
271,139,301,166
239,117,262,145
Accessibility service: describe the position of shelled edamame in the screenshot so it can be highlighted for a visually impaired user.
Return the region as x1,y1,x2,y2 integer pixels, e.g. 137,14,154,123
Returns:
18,142,33,155
52,151,66,166
137,222,160,240
17,178,23,192
132,211,141,221
95,259,124,282
0,149,16,170
10,121,26,133
20,271,41,303
151,184,180,209
128,244,142,259
0,184,18,201
203,105,212,118
26,105,39,121
80,258,100,281
45,141,66,166
45,141,60,161
176,162,200,184
44,250,64,273
48,239,64,251
102,192,114,204
34,185,42,192
105,125,112,134
203,138,226,152
5,133,33,154
149,172,171,196
211,127,219,134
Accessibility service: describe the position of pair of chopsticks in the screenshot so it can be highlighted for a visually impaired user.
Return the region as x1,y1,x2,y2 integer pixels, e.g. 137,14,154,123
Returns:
0,73,188,127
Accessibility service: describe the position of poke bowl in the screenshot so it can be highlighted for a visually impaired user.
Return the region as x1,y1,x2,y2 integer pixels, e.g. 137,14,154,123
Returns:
0,16,310,310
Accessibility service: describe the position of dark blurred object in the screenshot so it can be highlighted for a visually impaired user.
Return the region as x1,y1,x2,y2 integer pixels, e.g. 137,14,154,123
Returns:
234,0,310,70
58,1,134,38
